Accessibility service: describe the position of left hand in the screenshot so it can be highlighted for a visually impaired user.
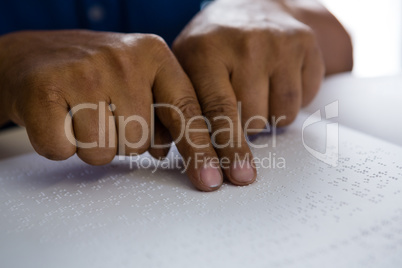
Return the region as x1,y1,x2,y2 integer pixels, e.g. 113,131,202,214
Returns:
173,0,325,184
173,0,325,132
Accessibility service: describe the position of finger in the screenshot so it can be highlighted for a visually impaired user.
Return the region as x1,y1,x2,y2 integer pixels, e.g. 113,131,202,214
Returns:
231,64,269,136
111,82,152,157
186,60,256,186
22,90,76,161
148,116,172,159
269,63,303,127
153,53,224,192
70,99,117,165
301,44,325,107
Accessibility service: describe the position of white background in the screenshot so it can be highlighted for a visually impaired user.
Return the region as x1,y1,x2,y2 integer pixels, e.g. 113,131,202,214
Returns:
321,0,402,77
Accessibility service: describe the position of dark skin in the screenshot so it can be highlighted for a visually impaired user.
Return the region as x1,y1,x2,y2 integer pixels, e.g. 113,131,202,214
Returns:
0,0,352,191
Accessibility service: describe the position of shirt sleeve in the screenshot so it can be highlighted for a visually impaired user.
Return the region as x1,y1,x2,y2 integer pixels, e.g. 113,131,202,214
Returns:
0,0,205,45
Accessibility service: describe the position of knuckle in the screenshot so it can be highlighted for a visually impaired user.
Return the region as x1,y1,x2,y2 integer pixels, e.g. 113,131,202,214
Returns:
70,63,102,95
143,33,168,46
140,34,170,54
22,72,66,110
91,43,116,60
137,34,175,66
293,23,314,37
289,25,315,48
277,21,313,39
202,95,238,120
25,63,102,101
185,35,209,52
278,89,301,104
269,23,315,56
270,88,301,127
234,30,267,60
35,85,66,108
169,96,202,125
95,43,131,70
42,87,65,104
22,67,53,92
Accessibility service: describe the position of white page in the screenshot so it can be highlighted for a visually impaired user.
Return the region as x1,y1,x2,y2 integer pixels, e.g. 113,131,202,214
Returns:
0,112,402,268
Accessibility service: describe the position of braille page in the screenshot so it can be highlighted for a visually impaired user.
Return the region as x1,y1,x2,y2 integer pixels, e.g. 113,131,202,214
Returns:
1,112,402,268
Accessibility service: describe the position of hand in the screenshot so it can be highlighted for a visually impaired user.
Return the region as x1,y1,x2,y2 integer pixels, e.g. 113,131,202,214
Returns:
173,0,332,184
0,30,224,191
173,0,325,128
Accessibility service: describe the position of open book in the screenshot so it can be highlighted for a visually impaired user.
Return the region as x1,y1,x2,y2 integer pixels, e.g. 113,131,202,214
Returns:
1,74,401,268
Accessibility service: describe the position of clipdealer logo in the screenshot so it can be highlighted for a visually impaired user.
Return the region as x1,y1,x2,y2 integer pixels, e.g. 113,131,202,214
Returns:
302,101,339,167
62,101,340,171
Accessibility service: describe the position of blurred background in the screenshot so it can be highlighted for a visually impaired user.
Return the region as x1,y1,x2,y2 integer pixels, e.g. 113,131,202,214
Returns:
321,0,402,77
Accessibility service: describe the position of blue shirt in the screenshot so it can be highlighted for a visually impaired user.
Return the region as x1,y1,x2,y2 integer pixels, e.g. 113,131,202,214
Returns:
0,0,210,45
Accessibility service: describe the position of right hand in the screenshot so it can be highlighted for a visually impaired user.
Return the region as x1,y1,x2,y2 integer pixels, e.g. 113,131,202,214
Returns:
0,30,226,191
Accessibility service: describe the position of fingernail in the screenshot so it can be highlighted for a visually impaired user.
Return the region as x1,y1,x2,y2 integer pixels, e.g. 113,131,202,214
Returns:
200,162,222,189
230,161,255,184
